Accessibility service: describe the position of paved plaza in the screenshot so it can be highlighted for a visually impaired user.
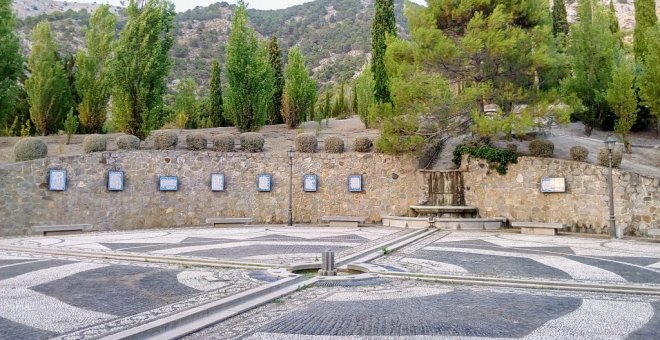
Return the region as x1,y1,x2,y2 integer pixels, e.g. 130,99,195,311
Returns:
1,227,659,339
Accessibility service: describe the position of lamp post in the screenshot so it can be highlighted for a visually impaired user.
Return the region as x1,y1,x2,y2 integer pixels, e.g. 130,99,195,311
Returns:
287,146,294,226
604,136,617,239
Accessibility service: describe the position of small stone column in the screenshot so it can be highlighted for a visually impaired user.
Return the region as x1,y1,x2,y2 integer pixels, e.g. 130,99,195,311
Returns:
319,251,337,276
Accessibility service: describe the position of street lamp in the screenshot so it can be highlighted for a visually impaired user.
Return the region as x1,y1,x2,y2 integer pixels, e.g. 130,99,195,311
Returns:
604,136,617,239
287,146,294,226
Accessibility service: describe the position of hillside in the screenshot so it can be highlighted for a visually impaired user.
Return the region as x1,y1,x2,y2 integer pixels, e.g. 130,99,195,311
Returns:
11,0,660,90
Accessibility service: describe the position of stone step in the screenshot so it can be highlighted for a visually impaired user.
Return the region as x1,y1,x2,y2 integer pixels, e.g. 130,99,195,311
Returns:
31,224,92,236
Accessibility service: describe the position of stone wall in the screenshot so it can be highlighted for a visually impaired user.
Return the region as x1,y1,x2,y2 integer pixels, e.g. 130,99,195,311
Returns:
0,151,424,237
462,156,659,235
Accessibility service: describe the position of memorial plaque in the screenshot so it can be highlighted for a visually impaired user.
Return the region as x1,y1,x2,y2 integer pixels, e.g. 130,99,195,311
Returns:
108,171,124,191
211,174,225,192
348,175,362,192
541,177,566,193
48,169,67,191
257,174,271,192
159,176,178,191
303,174,318,192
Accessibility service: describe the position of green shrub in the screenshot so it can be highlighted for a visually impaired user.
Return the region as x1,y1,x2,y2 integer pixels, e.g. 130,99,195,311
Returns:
83,134,107,154
324,136,344,153
116,134,141,150
154,131,178,150
597,148,623,168
529,139,554,158
295,133,317,153
240,132,265,152
186,133,207,150
14,138,48,162
506,143,518,153
353,136,372,152
570,146,589,162
452,144,518,175
212,134,235,152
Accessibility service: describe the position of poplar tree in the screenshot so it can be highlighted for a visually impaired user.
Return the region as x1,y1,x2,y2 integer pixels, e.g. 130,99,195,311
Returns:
634,0,658,61
267,36,284,125
76,5,116,133
111,0,175,139
207,59,225,127
173,78,198,129
26,21,72,136
0,0,23,129
562,0,617,135
639,25,660,138
606,55,637,152
371,0,396,104
224,0,274,132
552,0,569,36
281,47,317,128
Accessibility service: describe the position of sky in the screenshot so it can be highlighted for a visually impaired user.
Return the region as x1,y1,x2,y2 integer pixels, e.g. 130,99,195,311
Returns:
70,0,426,12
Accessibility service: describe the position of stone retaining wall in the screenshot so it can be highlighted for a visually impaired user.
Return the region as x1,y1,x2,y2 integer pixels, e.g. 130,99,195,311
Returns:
462,156,659,236
0,151,424,237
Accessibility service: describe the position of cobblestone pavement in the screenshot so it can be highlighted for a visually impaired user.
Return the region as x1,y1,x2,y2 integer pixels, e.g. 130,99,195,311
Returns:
374,231,660,286
2,228,660,339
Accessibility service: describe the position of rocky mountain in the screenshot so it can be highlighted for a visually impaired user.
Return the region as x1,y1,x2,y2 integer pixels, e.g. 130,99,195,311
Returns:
11,0,660,90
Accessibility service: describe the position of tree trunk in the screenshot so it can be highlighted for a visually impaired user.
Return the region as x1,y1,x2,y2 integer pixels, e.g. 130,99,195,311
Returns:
584,123,593,136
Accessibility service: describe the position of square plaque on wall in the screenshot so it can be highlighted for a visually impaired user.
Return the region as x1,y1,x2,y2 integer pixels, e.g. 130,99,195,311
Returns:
257,174,271,192
541,177,566,193
159,176,178,191
303,174,318,192
108,171,125,191
48,169,67,191
348,175,362,192
211,174,225,192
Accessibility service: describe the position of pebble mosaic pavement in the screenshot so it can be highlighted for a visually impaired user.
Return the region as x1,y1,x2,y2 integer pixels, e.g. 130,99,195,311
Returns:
1,227,659,339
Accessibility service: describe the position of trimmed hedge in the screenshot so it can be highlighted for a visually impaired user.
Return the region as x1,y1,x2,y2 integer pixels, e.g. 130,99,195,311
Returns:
186,133,207,150
453,144,518,175
154,131,178,150
597,148,623,168
295,133,317,153
14,138,48,162
570,146,589,162
116,134,140,150
353,136,372,152
529,139,554,158
83,134,107,154
240,132,265,152
212,134,235,152
324,136,344,153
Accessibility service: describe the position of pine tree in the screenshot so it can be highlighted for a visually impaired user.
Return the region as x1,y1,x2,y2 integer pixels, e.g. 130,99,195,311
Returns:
639,25,660,138
371,0,396,104
552,0,569,36
267,36,284,125
0,0,23,129
224,0,274,132
111,0,175,139
562,0,617,135
281,47,317,128
207,59,225,127
634,0,658,61
25,21,72,136
606,54,637,152
76,5,116,133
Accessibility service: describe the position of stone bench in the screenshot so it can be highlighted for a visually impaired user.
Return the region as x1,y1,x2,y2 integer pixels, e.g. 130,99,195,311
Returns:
31,224,92,236
510,222,564,236
321,216,367,228
409,205,478,218
647,229,660,239
206,218,253,227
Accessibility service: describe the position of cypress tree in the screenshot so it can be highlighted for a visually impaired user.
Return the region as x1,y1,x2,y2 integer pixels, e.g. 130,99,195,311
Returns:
208,59,225,127
608,0,620,35
634,0,658,61
26,21,72,136
0,0,23,129
552,0,569,36
267,36,284,125
281,47,317,128
371,0,396,104
606,54,637,152
224,0,274,132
